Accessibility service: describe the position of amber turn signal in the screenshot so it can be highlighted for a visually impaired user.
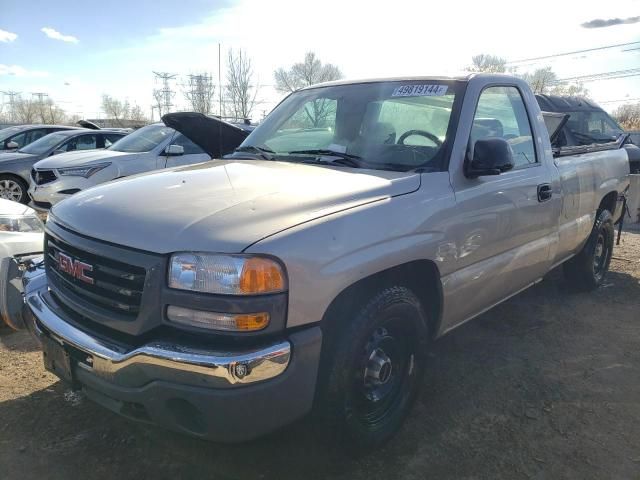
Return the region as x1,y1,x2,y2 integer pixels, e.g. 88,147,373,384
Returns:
239,257,286,294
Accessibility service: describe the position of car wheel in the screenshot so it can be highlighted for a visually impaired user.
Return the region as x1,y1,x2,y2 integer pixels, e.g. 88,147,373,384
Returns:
316,286,429,451
563,209,614,291
0,175,28,204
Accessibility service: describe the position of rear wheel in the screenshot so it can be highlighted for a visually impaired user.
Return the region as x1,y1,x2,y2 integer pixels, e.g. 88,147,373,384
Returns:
316,286,429,451
0,175,28,204
563,209,614,290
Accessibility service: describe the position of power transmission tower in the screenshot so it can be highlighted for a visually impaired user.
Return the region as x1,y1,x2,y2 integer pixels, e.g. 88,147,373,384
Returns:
152,72,177,117
31,92,49,102
1,90,21,122
183,73,215,114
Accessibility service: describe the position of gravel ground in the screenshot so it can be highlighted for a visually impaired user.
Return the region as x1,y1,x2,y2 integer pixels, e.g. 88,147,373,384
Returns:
1,231,639,480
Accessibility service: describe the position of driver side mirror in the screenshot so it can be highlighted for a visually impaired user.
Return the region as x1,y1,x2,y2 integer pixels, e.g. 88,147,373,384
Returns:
465,138,514,178
164,144,184,156
6,141,19,149
52,149,66,156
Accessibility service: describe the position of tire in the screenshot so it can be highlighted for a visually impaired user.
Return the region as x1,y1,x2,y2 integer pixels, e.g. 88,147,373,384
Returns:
0,175,28,204
563,209,614,291
316,286,429,452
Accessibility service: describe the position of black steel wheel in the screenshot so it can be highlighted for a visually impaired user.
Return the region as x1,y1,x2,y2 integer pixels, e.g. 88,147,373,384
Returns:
316,286,429,451
564,209,614,291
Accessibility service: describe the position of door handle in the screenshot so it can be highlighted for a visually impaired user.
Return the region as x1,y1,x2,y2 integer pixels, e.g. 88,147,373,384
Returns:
537,183,552,202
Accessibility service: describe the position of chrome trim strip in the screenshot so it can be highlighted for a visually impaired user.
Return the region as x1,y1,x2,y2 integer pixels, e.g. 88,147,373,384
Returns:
25,278,291,389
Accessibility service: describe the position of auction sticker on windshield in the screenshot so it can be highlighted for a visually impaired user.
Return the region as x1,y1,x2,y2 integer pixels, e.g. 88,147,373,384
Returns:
391,84,448,97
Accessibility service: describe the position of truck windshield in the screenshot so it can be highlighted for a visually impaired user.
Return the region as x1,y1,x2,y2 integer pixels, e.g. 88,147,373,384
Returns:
235,80,460,171
566,110,624,145
108,124,175,153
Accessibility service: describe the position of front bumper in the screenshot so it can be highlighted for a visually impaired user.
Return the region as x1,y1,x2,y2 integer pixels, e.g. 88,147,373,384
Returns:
22,268,322,441
28,176,91,209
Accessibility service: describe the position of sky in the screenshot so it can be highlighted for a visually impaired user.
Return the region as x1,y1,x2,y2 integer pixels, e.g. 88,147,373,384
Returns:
0,0,639,120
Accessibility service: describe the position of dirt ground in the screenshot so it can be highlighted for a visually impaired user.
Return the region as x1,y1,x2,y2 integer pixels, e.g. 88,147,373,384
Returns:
1,231,640,480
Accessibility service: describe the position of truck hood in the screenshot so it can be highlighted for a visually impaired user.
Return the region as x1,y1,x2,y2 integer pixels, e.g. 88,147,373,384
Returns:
33,149,132,169
50,160,420,254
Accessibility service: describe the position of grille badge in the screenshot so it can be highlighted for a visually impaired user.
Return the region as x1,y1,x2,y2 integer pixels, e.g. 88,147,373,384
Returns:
54,251,94,285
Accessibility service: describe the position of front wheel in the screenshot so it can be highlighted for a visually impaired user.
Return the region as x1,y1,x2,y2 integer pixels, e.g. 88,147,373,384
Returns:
563,209,614,290
0,175,28,204
316,286,429,451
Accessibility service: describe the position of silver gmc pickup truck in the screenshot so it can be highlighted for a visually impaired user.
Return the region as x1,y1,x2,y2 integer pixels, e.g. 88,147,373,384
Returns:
8,74,630,450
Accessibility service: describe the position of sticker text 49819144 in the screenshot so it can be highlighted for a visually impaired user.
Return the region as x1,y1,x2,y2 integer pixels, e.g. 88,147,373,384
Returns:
391,84,448,97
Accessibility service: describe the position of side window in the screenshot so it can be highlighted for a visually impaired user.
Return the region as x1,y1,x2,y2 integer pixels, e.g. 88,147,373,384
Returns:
104,134,123,148
62,134,97,152
472,86,537,168
173,134,204,155
7,132,27,148
28,129,48,143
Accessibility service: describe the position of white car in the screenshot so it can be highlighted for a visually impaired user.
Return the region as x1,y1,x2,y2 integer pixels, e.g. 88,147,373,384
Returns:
29,115,249,210
0,199,44,328
0,199,44,258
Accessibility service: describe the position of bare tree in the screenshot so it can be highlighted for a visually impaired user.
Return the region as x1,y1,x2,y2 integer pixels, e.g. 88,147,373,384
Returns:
129,104,149,124
520,67,558,94
274,52,343,93
466,54,507,73
273,52,342,127
101,95,131,127
549,82,590,98
613,103,640,130
225,49,259,121
13,98,39,123
34,98,66,124
182,73,216,114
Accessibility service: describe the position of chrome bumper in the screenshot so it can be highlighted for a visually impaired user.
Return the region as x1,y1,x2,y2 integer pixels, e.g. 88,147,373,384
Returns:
24,270,291,389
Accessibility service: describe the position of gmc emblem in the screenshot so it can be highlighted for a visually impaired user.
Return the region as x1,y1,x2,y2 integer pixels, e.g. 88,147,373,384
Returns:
55,252,94,285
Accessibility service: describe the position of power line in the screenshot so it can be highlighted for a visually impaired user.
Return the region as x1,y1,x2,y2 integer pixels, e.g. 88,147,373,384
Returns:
598,97,640,104
553,68,640,84
507,41,640,64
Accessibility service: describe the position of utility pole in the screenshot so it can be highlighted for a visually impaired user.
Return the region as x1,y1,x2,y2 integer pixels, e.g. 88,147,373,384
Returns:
1,90,20,122
152,72,177,117
218,43,223,117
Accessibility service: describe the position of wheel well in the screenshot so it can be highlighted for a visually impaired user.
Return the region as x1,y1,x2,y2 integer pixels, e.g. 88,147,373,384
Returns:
0,172,28,186
598,191,618,215
321,260,443,339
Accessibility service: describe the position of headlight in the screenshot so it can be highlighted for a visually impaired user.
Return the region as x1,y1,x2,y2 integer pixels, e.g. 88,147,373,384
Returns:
0,215,44,233
57,162,111,178
168,253,287,295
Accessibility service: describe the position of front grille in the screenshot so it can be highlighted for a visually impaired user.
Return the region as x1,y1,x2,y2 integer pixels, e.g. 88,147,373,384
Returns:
32,200,52,209
32,168,57,185
45,234,146,318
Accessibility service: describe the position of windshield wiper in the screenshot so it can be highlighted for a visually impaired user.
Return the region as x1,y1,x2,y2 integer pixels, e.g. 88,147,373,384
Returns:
234,145,275,160
286,149,363,168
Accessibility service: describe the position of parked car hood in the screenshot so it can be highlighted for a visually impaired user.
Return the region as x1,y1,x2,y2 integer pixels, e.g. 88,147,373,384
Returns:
33,149,133,169
162,112,249,158
0,152,36,164
50,160,420,253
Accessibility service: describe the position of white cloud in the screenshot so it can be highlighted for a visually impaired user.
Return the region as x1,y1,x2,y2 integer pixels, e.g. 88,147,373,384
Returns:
0,28,17,43
41,27,78,43
0,64,49,77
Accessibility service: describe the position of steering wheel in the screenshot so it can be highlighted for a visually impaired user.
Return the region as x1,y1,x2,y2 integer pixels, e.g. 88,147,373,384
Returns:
397,130,442,147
